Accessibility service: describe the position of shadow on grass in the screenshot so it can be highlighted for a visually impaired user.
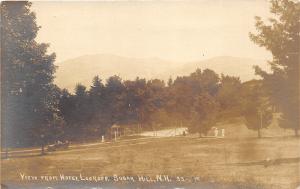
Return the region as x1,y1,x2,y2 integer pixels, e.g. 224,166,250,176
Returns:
1,184,8,189
1,153,48,159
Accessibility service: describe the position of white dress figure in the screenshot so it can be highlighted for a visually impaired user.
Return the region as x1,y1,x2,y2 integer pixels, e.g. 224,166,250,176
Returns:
221,129,225,137
214,128,218,137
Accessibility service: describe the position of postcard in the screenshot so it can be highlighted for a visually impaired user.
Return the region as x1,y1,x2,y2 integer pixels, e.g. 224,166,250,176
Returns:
1,1,299,189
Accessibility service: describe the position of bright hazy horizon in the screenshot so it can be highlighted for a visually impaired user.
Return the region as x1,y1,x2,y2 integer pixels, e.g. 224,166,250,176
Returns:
32,0,272,64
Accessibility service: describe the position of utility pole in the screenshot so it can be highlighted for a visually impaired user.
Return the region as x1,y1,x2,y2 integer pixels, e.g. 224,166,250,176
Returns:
5,134,8,159
260,111,263,130
259,110,263,138
4,122,8,159
41,134,45,155
174,122,176,136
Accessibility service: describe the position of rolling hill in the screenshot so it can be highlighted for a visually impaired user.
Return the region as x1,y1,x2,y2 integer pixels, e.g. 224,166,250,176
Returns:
54,54,270,91
159,56,270,82
54,54,180,91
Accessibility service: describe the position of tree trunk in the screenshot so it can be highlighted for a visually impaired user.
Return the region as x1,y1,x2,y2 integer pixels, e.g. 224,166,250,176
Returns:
258,128,261,138
199,132,203,138
5,148,8,159
41,140,45,155
41,144,45,155
295,129,299,137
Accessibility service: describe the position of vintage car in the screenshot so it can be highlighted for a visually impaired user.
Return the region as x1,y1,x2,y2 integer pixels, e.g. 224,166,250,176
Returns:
47,141,70,152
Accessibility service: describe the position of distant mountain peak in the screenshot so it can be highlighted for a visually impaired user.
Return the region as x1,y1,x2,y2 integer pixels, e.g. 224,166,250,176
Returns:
54,54,270,91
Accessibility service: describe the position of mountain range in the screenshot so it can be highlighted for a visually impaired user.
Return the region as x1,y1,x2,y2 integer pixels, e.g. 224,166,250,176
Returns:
54,54,270,91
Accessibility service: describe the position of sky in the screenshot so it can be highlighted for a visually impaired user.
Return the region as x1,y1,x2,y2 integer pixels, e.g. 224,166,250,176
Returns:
31,0,272,64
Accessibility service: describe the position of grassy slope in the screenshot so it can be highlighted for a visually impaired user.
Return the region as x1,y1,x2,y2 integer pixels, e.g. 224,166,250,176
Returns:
2,134,300,189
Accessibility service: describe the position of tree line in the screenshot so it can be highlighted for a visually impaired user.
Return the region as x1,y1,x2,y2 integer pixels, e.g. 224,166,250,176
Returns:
1,0,299,148
58,70,257,141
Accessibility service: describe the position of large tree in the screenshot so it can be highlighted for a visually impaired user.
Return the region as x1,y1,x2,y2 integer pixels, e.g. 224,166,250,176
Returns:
217,75,242,118
249,0,300,136
1,2,57,147
88,76,107,136
241,81,273,138
190,93,219,136
103,75,126,126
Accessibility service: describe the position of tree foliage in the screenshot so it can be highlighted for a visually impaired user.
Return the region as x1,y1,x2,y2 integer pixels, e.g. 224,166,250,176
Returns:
1,2,59,147
217,75,242,118
249,0,300,136
241,81,273,138
190,93,219,136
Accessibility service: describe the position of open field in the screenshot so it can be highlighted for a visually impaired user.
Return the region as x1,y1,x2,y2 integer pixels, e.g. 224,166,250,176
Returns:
1,133,300,189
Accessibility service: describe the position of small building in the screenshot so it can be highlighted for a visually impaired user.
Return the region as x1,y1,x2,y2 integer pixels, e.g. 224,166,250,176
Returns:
110,124,135,140
206,127,225,138
110,124,122,141
207,127,218,137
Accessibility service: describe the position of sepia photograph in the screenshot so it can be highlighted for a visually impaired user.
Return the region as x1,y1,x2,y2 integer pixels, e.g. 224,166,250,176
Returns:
1,0,299,188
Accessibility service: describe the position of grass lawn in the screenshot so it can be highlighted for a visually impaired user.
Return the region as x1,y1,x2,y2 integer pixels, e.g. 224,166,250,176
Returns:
1,135,300,189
